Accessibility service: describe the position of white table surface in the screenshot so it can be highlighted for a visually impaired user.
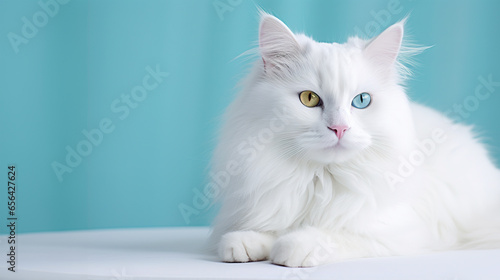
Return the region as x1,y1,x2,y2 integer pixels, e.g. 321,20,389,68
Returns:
1,227,499,280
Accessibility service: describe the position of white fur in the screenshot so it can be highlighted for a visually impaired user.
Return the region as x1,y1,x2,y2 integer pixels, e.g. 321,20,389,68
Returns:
210,13,500,267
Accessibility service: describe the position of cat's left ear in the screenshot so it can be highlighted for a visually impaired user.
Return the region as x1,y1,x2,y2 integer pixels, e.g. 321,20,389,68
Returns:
363,21,404,68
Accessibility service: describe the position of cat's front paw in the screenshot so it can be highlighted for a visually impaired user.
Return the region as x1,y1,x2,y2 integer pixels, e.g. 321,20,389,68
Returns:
218,231,275,262
270,229,336,267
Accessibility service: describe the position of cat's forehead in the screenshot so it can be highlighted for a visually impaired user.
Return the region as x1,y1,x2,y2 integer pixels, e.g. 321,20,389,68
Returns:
298,36,363,99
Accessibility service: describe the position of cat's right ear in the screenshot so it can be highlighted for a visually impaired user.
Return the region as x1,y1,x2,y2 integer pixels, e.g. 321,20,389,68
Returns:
259,13,300,73
363,21,404,69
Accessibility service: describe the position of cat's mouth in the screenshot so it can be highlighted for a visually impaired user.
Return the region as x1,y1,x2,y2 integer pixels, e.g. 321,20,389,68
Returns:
324,140,344,150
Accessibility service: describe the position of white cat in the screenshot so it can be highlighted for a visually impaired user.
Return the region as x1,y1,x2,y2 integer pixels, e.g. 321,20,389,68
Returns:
209,12,500,267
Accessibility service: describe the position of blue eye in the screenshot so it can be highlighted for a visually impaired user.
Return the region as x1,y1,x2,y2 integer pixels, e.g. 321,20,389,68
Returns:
351,92,371,109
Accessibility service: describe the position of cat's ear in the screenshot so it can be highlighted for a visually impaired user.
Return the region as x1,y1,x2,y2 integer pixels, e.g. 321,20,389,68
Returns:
363,21,404,68
259,13,300,73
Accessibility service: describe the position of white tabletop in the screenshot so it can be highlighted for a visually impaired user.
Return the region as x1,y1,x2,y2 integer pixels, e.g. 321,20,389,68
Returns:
1,227,499,280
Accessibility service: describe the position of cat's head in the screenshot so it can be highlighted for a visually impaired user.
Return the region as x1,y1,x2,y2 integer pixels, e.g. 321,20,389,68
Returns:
244,13,419,164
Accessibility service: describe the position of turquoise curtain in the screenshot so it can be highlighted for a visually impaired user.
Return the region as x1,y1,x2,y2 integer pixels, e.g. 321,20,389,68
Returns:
1,0,499,233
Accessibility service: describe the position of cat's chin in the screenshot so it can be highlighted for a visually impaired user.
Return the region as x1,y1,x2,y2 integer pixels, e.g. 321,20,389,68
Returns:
308,144,363,164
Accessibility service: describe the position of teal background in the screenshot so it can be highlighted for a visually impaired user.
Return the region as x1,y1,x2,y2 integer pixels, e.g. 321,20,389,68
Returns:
0,0,499,234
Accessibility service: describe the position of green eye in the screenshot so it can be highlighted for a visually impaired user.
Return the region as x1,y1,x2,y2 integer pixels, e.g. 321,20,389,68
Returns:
352,92,371,109
299,90,321,107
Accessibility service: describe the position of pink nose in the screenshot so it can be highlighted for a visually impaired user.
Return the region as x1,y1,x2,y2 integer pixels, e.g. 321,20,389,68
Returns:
328,125,349,139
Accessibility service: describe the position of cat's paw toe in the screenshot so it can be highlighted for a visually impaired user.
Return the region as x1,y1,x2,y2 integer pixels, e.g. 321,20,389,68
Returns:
218,231,274,262
270,233,335,267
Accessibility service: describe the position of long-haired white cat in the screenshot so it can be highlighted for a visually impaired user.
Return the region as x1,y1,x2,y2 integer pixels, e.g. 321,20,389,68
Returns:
209,13,500,267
